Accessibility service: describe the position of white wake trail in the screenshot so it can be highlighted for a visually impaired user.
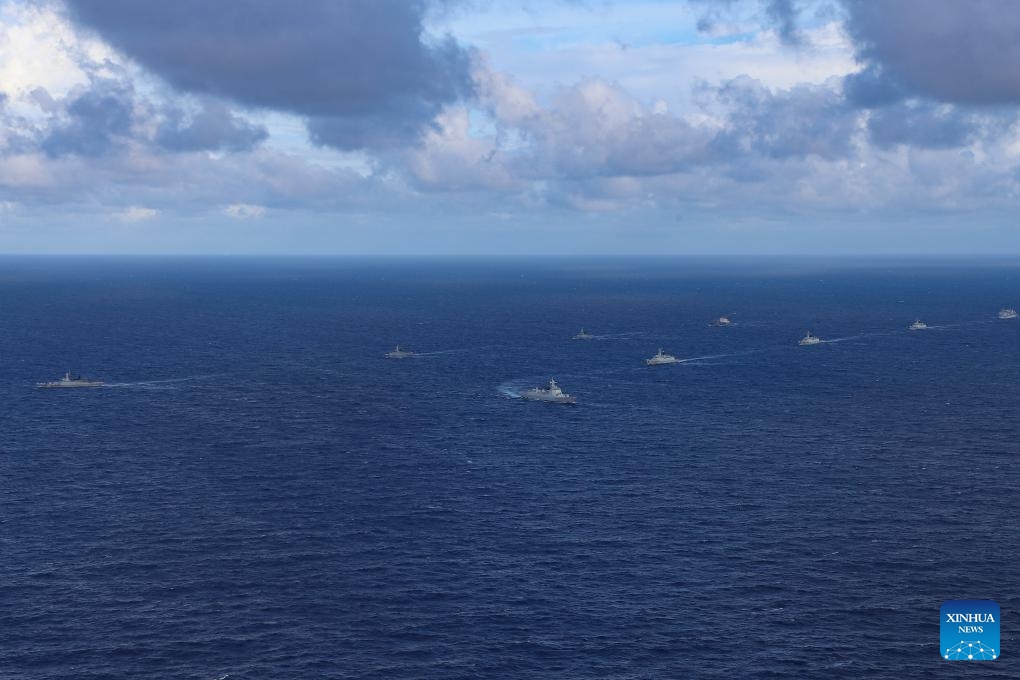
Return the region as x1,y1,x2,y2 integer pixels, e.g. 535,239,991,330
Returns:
104,373,225,388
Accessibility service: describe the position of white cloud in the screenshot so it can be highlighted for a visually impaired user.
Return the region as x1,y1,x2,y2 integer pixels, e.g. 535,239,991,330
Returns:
446,2,857,114
0,3,115,102
223,203,267,219
116,206,158,222
405,107,518,191
0,0,1015,254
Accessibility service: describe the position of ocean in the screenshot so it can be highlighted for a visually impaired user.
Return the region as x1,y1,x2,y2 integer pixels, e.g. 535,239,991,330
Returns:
1,256,1018,679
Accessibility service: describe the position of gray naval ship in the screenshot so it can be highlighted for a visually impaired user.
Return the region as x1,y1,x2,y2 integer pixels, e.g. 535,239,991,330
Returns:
37,371,104,388
646,348,679,365
999,307,1018,320
799,331,822,346
519,378,577,404
572,328,594,340
385,345,414,359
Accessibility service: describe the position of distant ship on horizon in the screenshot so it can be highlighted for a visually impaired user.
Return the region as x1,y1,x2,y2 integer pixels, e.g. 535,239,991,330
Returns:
908,319,928,331
385,345,414,359
799,331,822,346
36,371,104,388
646,348,679,365
519,378,576,404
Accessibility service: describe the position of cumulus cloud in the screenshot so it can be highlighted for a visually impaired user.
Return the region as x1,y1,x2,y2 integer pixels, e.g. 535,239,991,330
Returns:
472,57,540,127
841,64,906,108
693,0,818,46
116,205,158,221
834,1,1020,171
41,76,135,157
62,0,475,150
0,136,392,216
405,108,516,191
711,75,860,161
444,54,1020,220
0,2,114,97
223,203,267,219
866,101,985,150
476,71,861,183
842,0,1020,105
2,0,1019,249
469,72,713,184
21,75,269,159
532,79,710,178
763,0,806,47
156,101,268,153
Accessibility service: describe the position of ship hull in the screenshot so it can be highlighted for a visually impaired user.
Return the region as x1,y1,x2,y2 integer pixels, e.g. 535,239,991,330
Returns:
519,390,576,403
521,395,576,404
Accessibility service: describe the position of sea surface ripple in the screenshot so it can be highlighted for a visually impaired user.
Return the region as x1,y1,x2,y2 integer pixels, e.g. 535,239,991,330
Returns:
1,257,1019,679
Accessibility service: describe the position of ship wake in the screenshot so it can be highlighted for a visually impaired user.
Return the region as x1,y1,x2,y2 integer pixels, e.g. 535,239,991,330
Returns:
104,374,224,388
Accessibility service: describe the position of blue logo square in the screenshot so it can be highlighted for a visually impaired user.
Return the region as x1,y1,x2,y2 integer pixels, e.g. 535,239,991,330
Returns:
941,600,999,660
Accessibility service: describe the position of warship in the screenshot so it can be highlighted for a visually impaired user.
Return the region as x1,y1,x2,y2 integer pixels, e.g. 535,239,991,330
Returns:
798,331,822,346
36,371,104,388
646,348,679,365
385,345,414,359
519,378,576,404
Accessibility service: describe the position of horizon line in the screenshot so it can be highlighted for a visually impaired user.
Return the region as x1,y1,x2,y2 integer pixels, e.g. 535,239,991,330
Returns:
4,252,1020,259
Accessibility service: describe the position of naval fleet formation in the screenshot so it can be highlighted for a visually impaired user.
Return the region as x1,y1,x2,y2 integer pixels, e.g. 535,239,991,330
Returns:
36,307,1020,398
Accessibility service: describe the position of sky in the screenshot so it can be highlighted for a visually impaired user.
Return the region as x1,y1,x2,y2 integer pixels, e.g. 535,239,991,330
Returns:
1,0,1020,255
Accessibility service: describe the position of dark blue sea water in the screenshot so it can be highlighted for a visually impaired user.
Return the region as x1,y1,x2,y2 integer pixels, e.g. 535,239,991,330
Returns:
2,256,1019,679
